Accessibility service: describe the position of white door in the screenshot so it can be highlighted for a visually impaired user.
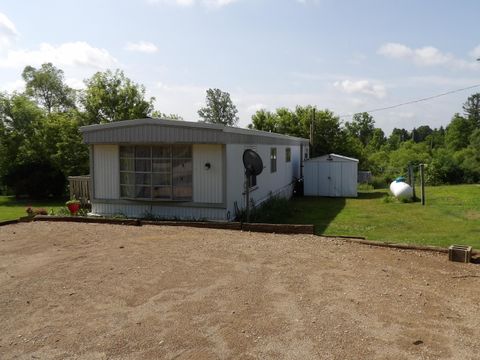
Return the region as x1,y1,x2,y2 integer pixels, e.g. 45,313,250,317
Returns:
329,162,342,196
317,162,331,196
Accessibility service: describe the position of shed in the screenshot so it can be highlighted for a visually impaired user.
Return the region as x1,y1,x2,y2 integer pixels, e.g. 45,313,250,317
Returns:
304,154,358,197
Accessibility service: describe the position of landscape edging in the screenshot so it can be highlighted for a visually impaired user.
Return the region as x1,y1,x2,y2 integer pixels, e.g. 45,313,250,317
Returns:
340,237,480,255
4,215,477,256
0,219,19,227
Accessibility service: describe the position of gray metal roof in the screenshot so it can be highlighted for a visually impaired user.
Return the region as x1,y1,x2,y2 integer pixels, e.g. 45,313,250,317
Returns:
80,118,310,146
306,153,359,162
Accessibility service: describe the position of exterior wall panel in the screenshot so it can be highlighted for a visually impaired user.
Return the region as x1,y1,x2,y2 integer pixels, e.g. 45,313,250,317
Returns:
193,144,223,204
94,145,120,199
226,144,301,219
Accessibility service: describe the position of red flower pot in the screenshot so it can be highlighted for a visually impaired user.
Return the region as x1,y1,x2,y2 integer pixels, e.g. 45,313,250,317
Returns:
67,203,81,215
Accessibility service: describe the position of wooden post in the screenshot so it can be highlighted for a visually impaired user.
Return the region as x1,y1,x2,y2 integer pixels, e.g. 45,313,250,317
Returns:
420,164,425,205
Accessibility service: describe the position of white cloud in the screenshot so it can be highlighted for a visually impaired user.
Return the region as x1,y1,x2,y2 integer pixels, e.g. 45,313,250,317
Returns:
378,42,480,70
65,77,86,90
0,79,24,93
333,79,386,99
125,41,158,54
147,0,238,8
470,45,480,59
0,41,118,69
0,12,19,51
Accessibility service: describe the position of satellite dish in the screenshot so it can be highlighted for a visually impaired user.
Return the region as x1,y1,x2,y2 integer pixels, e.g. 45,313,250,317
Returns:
242,149,263,176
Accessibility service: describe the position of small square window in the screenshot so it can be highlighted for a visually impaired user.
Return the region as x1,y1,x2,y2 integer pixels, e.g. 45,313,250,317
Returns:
270,148,277,173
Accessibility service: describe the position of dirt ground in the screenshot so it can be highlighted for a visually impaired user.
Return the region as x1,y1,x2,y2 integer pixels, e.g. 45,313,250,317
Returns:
0,222,479,360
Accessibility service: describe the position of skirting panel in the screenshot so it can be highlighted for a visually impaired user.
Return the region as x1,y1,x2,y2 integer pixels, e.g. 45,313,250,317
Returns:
92,202,228,221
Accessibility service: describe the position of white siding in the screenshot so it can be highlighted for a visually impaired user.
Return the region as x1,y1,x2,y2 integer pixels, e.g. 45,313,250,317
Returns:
225,143,301,219
92,202,227,220
193,144,223,204
94,145,120,199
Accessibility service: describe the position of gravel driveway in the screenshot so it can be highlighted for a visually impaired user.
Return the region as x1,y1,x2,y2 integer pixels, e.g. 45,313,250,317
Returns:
0,222,479,359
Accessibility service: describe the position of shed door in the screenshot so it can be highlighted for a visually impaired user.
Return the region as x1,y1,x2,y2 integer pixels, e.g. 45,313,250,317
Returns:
317,162,331,196
316,161,343,196
330,162,342,196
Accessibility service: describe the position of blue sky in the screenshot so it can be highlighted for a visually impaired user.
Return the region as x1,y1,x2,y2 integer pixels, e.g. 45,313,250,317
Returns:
1,0,479,133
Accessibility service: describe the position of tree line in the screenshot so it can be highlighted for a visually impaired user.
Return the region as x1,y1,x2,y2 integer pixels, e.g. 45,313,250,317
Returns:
0,62,478,197
248,95,480,186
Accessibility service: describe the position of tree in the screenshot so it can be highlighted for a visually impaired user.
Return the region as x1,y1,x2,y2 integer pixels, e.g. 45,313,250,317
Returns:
249,109,278,132
82,69,154,124
345,112,375,146
458,128,480,182
368,128,387,150
463,93,480,127
387,128,410,150
445,113,475,151
198,88,238,126
22,63,76,113
412,125,433,143
150,110,183,120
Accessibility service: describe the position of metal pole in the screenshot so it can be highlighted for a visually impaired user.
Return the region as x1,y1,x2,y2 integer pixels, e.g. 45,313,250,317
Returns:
408,164,416,200
245,173,250,222
407,165,412,186
420,164,425,206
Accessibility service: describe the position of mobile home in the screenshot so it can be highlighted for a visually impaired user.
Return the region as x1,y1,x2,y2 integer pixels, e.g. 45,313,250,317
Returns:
80,118,309,221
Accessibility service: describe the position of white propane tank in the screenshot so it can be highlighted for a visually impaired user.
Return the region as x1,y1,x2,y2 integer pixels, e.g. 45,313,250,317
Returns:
390,178,413,200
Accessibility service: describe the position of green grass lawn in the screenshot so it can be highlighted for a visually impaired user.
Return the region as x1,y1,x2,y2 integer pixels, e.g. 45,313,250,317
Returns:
0,196,65,222
274,184,480,249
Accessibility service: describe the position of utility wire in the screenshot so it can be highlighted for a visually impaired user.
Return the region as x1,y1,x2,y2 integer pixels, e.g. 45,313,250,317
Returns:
338,83,480,119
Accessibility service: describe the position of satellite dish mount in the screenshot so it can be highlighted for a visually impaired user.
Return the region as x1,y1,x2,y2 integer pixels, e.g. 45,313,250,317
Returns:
242,149,263,222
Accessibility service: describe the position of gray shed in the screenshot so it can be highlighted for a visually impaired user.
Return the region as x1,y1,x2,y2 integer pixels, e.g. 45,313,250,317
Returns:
304,154,358,197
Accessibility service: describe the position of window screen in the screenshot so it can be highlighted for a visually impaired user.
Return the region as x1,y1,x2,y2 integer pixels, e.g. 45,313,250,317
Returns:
120,145,192,201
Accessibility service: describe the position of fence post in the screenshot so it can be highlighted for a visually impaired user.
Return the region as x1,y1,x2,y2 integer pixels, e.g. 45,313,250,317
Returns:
420,164,425,205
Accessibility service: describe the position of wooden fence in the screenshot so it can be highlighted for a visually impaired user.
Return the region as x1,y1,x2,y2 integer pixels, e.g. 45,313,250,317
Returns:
68,175,91,205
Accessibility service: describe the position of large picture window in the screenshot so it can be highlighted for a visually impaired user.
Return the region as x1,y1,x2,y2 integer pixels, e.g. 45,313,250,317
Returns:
120,145,192,201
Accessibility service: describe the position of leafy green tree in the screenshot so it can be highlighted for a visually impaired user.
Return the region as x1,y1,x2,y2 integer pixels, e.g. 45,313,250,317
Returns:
82,69,154,124
0,93,44,182
308,109,345,156
367,128,387,150
198,88,238,126
387,141,431,180
248,109,278,132
22,63,76,113
387,128,410,150
412,125,433,143
345,112,375,146
0,92,44,135
445,113,475,151
426,148,463,185
23,113,89,177
463,93,480,127
150,111,183,120
458,129,480,182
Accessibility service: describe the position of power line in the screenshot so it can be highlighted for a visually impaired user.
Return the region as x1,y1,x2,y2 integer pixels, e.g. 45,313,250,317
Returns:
338,83,480,119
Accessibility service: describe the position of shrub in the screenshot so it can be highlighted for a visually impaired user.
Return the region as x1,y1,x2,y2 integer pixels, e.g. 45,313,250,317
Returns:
236,195,293,223
3,161,66,198
358,183,374,191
